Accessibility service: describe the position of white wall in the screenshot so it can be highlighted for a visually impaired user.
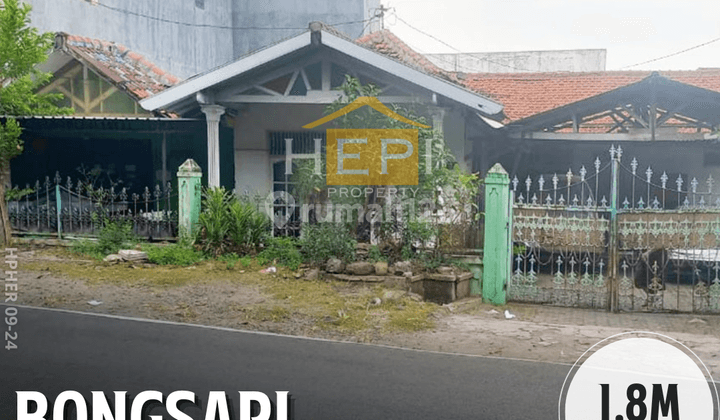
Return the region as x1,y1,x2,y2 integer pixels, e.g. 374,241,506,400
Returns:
427,49,607,74
232,103,326,197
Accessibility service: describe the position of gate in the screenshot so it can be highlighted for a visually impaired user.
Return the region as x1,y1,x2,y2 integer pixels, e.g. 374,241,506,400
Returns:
8,173,178,239
508,145,720,313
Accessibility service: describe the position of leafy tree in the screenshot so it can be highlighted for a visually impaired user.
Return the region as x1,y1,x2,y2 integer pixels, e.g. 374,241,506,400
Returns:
0,0,71,244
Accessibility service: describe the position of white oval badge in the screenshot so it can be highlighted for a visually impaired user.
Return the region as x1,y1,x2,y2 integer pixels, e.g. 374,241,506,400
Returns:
560,332,719,420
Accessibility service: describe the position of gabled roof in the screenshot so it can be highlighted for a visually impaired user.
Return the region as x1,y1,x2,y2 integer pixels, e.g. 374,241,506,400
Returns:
140,23,503,118
460,69,720,122
355,29,450,81
508,72,720,132
53,32,180,101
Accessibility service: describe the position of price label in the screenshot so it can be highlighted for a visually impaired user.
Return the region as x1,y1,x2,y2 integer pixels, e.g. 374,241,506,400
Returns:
560,332,719,420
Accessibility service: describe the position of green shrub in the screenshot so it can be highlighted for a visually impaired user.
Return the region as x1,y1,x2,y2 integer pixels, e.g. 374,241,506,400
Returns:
367,245,386,263
73,219,138,259
143,243,204,266
401,220,436,260
258,236,302,270
239,256,252,268
97,219,137,255
196,188,233,256
217,252,240,269
227,200,271,253
299,223,356,265
196,187,271,257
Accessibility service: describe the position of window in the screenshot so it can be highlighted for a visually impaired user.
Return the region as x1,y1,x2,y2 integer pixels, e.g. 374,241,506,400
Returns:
270,131,326,236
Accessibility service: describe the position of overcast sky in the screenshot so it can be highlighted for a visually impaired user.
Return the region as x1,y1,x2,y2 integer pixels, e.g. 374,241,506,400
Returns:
380,0,720,71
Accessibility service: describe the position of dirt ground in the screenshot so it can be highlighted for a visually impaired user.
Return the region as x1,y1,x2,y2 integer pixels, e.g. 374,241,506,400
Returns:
11,246,720,380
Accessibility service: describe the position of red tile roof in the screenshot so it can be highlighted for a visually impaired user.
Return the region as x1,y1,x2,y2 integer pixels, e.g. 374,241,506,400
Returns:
56,32,180,102
356,29,456,82
356,30,720,124
460,69,720,122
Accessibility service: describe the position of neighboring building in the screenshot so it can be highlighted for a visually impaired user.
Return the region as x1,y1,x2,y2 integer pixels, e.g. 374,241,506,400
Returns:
426,49,607,74
11,32,218,193
457,69,720,174
26,0,380,79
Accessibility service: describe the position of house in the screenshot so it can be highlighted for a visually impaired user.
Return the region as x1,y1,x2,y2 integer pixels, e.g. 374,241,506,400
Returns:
9,32,226,194
139,22,505,200
457,69,720,204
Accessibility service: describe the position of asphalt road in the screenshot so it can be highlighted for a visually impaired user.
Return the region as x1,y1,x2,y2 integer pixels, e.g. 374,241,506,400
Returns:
1,305,570,419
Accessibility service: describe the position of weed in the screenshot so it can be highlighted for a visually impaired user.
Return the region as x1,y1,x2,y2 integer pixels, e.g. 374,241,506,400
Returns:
299,223,356,265
196,187,271,256
217,252,240,269
227,200,270,253
367,245,386,263
258,236,302,270
71,219,138,259
196,188,233,256
143,243,204,266
239,256,252,268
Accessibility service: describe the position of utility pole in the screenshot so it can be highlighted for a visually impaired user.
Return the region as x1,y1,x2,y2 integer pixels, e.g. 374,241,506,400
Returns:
374,4,391,29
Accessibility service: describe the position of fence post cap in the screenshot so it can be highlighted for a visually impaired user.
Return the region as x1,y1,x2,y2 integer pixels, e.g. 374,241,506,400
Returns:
486,163,509,184
487,163,507,175
177,159,202,177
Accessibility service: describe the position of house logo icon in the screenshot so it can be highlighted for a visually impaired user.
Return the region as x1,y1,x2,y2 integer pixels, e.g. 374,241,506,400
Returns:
302,97,430,186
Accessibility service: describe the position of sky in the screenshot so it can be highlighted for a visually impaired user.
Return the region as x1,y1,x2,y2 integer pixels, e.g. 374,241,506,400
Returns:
380,0,720,71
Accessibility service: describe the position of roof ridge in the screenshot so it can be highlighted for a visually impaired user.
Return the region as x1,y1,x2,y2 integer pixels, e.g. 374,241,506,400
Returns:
55,32,180,91
355,28,457,83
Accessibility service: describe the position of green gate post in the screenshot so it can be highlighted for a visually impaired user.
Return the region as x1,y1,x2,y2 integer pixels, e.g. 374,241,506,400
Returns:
468,256,483,296
177,159,202,241
483,163,512,305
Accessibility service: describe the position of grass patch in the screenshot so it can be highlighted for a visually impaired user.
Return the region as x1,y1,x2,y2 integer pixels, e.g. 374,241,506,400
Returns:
242,306,291,323
22,259,239,287
22,249,437,334
142,243,204,266
385,303,436,331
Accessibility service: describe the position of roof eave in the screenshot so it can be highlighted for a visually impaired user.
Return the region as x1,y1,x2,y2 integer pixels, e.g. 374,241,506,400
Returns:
322,31,503,117
140,28,504,118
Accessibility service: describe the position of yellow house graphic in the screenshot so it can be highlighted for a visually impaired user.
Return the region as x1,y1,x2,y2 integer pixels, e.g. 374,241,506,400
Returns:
303,97,430,186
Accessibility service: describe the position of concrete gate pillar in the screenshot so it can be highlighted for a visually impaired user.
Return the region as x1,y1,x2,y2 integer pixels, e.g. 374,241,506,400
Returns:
482,163,512,305
177,159,202,240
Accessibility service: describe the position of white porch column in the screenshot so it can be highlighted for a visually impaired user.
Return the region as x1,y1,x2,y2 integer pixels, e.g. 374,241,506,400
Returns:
431,107,446,136
201,104,226,188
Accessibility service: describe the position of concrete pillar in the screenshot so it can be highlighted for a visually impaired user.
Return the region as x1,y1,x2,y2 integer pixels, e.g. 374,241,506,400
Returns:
431,107,445,137
177,159,202,240
201,104,225,188
482,163,511,305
